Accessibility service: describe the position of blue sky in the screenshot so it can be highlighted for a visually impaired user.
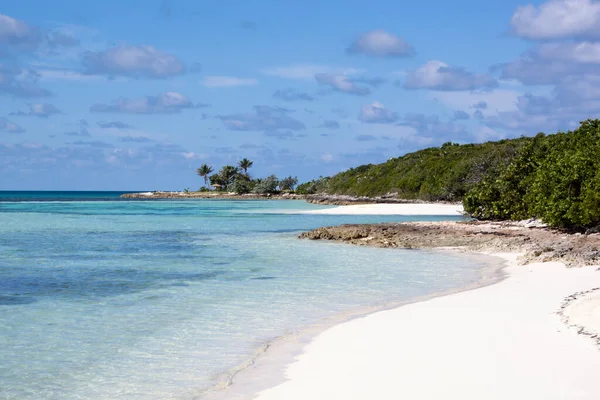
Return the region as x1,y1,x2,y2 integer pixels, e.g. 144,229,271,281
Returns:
0,0,597,190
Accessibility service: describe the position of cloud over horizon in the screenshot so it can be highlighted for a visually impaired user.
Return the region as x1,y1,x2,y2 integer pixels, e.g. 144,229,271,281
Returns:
3,1,600,190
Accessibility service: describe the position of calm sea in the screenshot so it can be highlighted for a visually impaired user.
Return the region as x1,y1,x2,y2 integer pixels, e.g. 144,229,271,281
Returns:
0,191,484,399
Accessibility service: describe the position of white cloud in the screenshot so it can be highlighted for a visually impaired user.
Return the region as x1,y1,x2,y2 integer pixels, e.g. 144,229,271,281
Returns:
91,92,202,114
359,101,398,123
0,117,25,133
0,13,40,48
347,30,414,57
82,45,185,78
10,103,61,118
36,69,106,81
404,61,497,91
429,89,522,115
182,152,206,160
536,41,600,63
0,63,52,97
220,105,305,132
261,64,362,80
321,153,334,162
511,0,600,39
474,126,506,142
201,76,258,87
315,73,370,95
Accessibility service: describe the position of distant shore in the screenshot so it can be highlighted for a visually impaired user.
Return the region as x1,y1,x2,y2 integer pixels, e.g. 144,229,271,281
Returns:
120,191,458,206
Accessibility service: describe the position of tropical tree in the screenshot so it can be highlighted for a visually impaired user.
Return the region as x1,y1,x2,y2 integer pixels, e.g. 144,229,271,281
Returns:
238,158,254,177
196,164,214,188
253,175,279,194
279,176,298,191
209,173,224,190
219,165,240,188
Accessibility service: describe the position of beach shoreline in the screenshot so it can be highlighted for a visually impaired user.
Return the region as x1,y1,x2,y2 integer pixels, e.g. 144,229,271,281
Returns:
249,254,600,400
206,202,600,399
202,248,508,400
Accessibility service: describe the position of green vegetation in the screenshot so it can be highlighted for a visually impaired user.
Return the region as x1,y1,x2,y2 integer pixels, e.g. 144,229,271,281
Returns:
465,119,600,231
297,119,600,231
196,164,214,188
296,139,529,201
196,159,298,195
238,158,254,177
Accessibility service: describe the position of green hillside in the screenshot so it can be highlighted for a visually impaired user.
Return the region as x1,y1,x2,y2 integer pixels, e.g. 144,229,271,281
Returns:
297,137,532,201
298,119,600,231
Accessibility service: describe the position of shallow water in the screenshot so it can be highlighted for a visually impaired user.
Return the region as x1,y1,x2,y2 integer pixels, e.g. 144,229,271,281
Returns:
0,195,483,399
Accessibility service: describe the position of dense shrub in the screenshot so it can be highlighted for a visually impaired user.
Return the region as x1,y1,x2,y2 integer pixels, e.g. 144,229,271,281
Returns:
297,139,529,201
279,176,298,191
253,175,279,194
465,120,600,231
296,177,330,194
294,119,600,230
228,179,253,194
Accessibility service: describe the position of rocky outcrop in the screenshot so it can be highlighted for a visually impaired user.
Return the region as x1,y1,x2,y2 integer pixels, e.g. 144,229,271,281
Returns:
300,221,600,267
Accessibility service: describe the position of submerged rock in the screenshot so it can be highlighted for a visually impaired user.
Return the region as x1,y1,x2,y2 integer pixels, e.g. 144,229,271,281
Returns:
300,221,600,267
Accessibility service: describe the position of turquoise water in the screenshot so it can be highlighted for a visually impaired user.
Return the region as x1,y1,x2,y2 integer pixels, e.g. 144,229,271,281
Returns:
0,194,484,399
0,191,135,202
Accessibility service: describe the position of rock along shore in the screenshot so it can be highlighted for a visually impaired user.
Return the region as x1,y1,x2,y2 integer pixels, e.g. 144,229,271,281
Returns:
299,220,600,267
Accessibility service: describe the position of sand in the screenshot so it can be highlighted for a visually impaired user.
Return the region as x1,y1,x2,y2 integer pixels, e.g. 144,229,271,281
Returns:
302,203,464,216
253,254,600,400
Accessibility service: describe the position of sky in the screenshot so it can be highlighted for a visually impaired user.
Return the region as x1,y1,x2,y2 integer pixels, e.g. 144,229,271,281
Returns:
0,0,598,190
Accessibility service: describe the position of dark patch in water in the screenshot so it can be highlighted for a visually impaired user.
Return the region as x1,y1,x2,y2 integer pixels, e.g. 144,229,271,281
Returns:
0,295,37,305
0,269,225,300
168,282,189,287
251,276,276,280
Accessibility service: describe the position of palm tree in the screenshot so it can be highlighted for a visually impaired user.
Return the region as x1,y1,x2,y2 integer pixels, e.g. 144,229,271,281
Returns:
219,165,240,188
238,158,254,177
196,164,214,188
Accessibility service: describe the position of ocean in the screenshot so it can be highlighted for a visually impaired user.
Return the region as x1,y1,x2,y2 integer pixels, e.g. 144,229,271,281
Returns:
0,192,487,399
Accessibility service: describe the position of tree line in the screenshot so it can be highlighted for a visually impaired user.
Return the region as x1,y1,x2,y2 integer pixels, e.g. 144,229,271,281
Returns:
464,119,600,231
196,158,298,195
296,119,600,231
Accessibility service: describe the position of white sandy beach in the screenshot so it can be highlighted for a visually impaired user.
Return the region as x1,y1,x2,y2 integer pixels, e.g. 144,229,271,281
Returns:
253,254,600,400
303,203,464,216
